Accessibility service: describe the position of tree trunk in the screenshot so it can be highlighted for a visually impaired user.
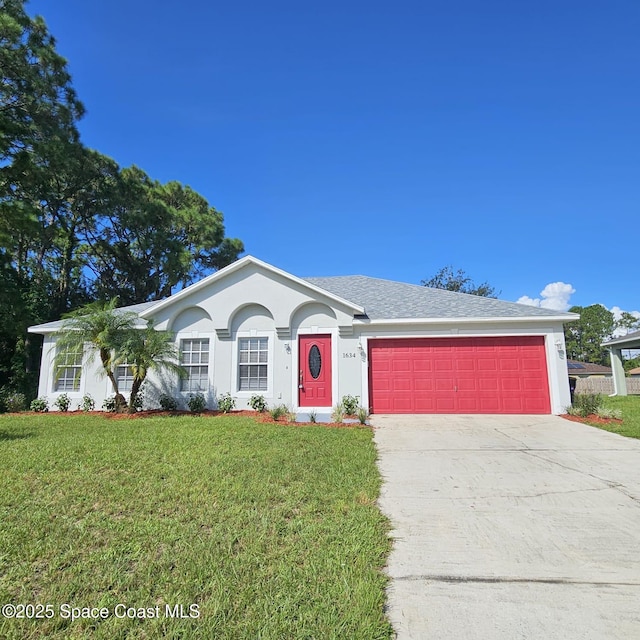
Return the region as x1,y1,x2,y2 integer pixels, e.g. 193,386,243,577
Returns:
128,377,144,413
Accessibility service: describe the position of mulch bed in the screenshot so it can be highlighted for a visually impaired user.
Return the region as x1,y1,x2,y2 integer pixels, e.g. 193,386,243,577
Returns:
561,413,622,426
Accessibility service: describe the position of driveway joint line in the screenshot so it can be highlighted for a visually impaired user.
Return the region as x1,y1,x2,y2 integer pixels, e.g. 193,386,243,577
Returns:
394,574,640,587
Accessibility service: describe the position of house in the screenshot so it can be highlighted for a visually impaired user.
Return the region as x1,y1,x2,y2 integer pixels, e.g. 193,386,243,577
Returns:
567,360,612,378
602,329,640,396
28,256,577,415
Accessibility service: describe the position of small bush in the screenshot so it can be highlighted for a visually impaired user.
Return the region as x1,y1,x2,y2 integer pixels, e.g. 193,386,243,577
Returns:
159,394,178,411
102,396,117,413
308,409,317,423
341,395,360,415
356,406,369,425
217,392,235,413
595,406,623,421
331,403,345,423
572,393,604,417
5,392,26,412
54,393,71,412
188,392,207,413
131,384,145,412
269,404,288,421
79,394,95,412
249,394,267,412
30,397,49,413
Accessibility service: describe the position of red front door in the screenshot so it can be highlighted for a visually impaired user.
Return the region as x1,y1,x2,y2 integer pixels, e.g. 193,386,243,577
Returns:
299,335,332,407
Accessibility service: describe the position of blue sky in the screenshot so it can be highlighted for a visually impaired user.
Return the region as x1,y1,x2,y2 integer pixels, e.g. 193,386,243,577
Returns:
28,0,639,316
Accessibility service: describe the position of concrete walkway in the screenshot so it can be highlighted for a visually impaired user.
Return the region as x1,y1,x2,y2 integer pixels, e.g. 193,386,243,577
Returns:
372,414,640,639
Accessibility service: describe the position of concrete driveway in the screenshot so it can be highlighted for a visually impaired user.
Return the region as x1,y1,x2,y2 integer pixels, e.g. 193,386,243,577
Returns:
372,414,640,639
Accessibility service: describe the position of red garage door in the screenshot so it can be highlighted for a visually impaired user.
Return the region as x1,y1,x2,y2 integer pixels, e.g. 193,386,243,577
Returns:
369,337,550,414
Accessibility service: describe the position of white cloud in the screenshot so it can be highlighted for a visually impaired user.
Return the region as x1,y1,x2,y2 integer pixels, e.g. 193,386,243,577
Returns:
517,282,575,312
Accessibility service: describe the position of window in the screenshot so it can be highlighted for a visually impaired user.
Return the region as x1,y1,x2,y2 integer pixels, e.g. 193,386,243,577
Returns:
180,339,209,392
117,365,134,392
55,349,82,391
239,337,268,391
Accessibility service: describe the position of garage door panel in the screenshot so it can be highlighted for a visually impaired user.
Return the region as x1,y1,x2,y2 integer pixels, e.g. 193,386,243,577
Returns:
414,379,435,391
501,378,522,391
369,337,550,414
393,378,412,391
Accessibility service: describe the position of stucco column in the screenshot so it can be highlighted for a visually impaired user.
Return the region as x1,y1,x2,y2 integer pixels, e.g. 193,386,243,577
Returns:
609,348,628,396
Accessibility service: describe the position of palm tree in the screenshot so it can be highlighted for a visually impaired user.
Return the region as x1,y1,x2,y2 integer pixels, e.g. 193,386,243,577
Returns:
118,322,186,412
54,298,137,410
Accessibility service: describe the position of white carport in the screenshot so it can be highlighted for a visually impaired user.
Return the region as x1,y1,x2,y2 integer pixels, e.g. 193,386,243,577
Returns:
602,329,640,396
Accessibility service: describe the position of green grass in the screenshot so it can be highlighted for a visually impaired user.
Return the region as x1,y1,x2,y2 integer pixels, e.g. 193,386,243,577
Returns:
587,395,640,439
0,414,392,639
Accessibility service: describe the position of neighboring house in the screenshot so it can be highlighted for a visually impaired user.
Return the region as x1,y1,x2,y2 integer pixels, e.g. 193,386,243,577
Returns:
28,256,577,415
567,360,612,378
602,330,640,396
629,368,640,377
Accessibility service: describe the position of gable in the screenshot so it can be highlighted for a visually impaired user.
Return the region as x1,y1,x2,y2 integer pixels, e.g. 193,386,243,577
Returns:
142,256,363,337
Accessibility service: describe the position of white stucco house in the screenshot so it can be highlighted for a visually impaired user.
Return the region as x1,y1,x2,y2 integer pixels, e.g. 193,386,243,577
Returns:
28,256,578,415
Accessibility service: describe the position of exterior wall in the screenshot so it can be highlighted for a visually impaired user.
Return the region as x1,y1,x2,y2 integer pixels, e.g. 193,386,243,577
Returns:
141,265,356,411
37,335,112,410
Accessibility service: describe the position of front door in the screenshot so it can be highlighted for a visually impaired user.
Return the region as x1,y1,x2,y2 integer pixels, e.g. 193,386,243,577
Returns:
299,335,332,407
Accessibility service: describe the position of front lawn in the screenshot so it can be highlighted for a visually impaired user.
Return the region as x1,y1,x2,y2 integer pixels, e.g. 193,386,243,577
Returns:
0,414,392,639
588,395,640,439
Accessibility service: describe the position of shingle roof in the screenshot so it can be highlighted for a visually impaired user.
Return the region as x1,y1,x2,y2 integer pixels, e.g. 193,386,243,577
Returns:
567,360,612,375
602,329,640,348
29,271,576,335
27,301,159,334
303,275,576,321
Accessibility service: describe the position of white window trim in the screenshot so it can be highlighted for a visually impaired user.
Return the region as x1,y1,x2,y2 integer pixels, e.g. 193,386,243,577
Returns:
116,364,135,393
53,347,84,395
178,335,213,394
232,330,275,398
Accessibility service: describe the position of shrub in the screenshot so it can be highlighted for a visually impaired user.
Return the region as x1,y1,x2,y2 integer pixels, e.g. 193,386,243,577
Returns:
249,394,267,412
159,394,178,411
595,406,623,421
102,396,117,413
217,392,235,413
79,394,95,412
131,384,145,412
331,403,345,423
30,397,49,412
188,392,207,413
269,404,288,421
5,392,26,412
572,393,604,417
356,406,369,425
341,395,360,415
54,393,71,412
308,408,317,423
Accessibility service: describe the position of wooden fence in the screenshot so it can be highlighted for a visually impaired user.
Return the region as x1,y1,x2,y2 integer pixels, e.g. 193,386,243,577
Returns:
574,377,640,395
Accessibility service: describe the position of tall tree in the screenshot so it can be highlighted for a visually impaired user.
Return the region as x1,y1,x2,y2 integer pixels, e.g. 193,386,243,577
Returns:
616,311,640,335
0,0,84,394
564,304,615,365
422,266,499,298
0,0,83,163
84,166,244,304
